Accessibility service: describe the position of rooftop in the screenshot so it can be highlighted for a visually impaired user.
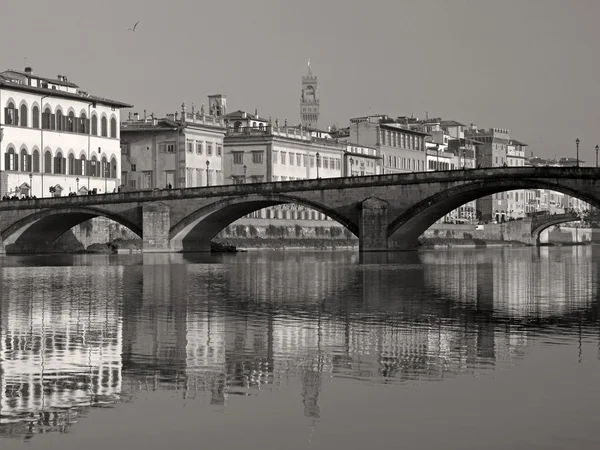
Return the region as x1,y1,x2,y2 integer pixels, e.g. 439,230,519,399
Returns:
0,68,132,108
224,109,269,123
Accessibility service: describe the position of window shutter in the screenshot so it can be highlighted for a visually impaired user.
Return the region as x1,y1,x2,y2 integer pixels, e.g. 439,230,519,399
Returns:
62,157,66,174
85,118,90,134
51,114,56,129
4,108,8,125
14,110,19,126
27,155,32,171
5,153,10,171
14,154,19,171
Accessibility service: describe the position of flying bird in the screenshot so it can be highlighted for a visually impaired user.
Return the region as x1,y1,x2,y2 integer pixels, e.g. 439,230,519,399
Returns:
127,21,140,32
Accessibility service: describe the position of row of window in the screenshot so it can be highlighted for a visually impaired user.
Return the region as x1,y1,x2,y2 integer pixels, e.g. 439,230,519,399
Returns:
4,147,118,177
385,155,425,171
273,151,341,169
4,102,117,138
185,140,222,156
380,130,423,151
428,160,456,170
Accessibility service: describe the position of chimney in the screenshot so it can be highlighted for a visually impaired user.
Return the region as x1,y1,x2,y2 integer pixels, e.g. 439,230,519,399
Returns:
133,112,140,120
128,112,132,120
143,109,147,120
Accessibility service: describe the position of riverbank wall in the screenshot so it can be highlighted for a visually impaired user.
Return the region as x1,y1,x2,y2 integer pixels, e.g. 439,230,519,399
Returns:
50,217,599,253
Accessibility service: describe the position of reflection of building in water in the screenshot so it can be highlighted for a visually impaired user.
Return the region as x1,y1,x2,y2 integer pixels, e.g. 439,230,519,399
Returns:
420,248,594,318
0,267,122,437
121,264,188,392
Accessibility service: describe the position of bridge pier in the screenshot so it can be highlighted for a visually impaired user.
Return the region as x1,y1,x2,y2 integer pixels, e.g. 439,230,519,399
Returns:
359,197,389,252
142,203,172,253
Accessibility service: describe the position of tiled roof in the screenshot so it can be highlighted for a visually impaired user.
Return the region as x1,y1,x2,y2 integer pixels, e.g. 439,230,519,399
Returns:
1,69,80,88
380,122,430,136
439,120,466,127
0,78,132,108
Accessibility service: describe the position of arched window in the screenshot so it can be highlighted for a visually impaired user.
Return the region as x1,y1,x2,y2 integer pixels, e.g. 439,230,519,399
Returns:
80,112,87,133
5,102,17,125
20,148,29,172
91,155,97,176
44,151,52,173
56,109,63,131
91,115,98,135
110,157,117,178
32,106,40,128
67,111,75,132
110,117,117,138
68,153,75,175
101,116,108,137
33,150,40,172
5,147,17,171
54,151,64,174
20,104,28,127
42,108,52,129
101,156,108,177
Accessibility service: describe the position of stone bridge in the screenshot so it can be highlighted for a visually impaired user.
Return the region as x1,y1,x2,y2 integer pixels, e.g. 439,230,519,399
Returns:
530,212,581,244
0,167,599,253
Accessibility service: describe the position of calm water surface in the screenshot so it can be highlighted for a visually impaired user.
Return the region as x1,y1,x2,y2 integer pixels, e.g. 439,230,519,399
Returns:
1,247,600,449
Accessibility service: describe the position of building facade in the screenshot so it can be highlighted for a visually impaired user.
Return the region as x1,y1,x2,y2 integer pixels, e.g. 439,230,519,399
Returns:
349,115,428,174
0,67,130,198
120,102,226,190
465,126,510,221
223,122,346,184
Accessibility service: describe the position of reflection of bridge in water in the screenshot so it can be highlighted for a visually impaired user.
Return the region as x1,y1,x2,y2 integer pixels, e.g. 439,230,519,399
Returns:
1,250,600,438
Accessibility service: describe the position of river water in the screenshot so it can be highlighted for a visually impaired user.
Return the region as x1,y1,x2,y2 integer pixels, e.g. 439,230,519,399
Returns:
1,247,600,449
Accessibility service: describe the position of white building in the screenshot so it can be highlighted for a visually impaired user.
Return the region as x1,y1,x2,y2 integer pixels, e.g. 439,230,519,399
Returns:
223,119,346,184
0,67,131,198
120,100,227,190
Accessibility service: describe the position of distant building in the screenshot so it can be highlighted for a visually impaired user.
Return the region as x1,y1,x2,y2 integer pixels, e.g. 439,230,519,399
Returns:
348,115,429,174
506,139,529,218
465,126,510,221
120,101,226,190
0,67,131,198
300,61,320,129
223,120,345,184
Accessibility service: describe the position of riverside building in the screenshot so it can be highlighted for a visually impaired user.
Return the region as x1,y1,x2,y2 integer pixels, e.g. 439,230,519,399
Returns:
0,67,131,198
120,99,226,190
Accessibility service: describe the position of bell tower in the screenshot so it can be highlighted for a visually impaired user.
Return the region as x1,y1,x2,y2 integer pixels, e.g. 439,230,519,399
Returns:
300,60,319,129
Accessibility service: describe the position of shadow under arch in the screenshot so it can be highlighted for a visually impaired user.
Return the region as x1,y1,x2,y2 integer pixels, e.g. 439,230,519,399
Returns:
169,193,359,252
531,214,581,244
387,178,598,246
2,206,142,253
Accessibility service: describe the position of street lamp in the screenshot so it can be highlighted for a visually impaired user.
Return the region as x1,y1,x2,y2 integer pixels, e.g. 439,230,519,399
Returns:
596,145,599,168
206,160,210,186
243,164,247,184
349,157,354,176
576,138,580,167
29,173,32,197
76,177,79,194
316,152,320,178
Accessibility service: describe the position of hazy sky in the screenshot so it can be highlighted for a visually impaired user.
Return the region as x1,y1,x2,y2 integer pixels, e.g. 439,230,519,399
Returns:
2,0,599,162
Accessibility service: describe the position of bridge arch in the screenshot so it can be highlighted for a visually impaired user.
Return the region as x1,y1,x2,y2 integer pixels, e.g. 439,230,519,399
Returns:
531,214,581,244
388,178,596,247
169,193,358,252
1,206,142,253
